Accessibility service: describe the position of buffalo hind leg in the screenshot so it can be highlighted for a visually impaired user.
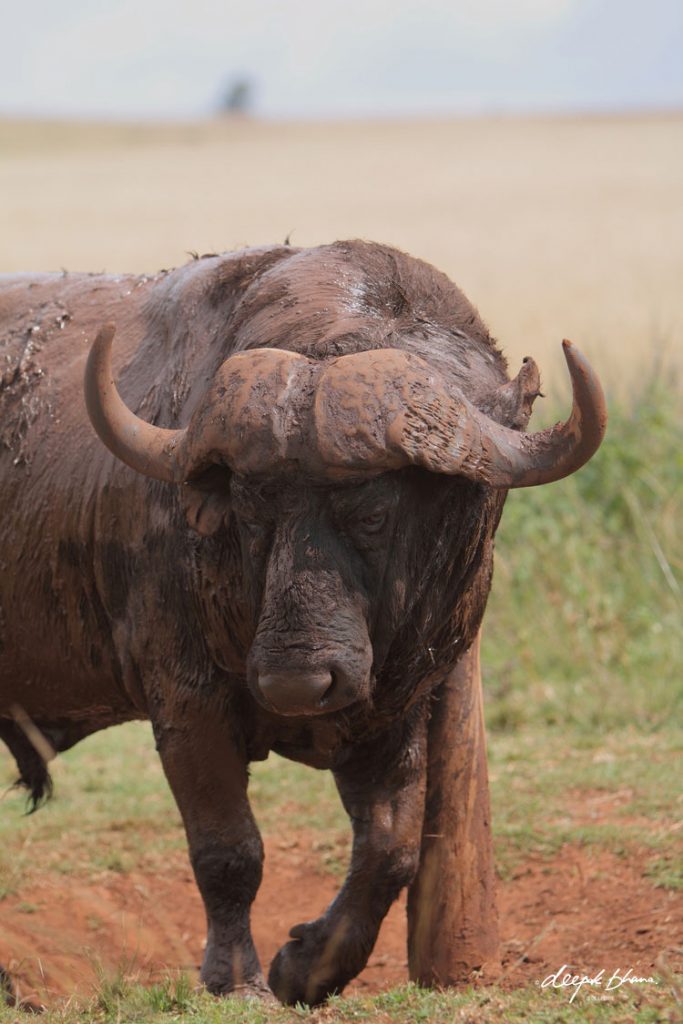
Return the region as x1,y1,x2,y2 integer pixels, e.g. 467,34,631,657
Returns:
268,709,427,1006
153,698,271,1000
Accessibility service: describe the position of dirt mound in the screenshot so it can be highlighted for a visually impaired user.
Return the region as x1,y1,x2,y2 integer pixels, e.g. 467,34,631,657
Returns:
2,836,681,1007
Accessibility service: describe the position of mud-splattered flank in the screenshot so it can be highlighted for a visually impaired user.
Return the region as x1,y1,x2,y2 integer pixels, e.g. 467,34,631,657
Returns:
0,303,70,461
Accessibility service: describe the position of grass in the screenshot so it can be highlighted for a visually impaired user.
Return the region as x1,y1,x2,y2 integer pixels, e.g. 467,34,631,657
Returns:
484,377,682,735
1,977,679,1023
489,726,681,870
1,381,681,1022
0,723,185,889
1,722,678,888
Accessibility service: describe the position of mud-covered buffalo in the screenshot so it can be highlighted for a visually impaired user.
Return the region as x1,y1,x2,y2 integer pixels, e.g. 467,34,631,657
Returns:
0,241,606,1005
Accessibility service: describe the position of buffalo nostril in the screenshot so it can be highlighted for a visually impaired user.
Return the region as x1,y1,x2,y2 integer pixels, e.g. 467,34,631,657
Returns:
257,670,334,715
317,671,337,708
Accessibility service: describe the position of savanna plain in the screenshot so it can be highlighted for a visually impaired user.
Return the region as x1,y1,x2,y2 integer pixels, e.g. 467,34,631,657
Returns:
0,114,681,1023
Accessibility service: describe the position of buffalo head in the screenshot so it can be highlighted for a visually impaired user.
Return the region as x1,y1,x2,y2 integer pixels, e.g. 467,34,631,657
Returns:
85,325,606,717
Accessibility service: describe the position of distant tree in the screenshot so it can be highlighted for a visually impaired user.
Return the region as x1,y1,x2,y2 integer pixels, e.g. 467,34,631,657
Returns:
219,77,253,116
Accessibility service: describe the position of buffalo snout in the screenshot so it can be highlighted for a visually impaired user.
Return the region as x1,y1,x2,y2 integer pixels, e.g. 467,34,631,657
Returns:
258,668,332,714
245,512,376,717
248,655,370,716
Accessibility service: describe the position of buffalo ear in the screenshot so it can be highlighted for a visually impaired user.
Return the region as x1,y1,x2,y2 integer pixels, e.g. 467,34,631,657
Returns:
181,464,232,536
481,357,544,430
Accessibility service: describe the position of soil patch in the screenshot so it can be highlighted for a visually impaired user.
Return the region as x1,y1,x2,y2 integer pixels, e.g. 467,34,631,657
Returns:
2,836,681,1007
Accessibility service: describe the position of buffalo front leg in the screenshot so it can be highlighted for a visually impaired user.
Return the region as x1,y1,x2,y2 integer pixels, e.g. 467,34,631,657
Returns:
268,711,427,1006
407,631,500,985
153,700,269,999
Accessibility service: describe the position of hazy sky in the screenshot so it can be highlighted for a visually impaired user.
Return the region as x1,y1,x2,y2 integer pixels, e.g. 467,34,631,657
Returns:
2,0,682,119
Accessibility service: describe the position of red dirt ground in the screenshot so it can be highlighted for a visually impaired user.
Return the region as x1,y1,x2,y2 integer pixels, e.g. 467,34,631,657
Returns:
2,834,681,1008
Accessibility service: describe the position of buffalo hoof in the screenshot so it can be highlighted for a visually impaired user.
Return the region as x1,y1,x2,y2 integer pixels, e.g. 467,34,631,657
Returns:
202,973,276,1003
269,917,365,1007
0,965,43,1014
227,982,278,1004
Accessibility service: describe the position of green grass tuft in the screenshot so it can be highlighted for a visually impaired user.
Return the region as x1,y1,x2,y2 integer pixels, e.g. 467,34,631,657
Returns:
484,378,682,735
0,979,677,1024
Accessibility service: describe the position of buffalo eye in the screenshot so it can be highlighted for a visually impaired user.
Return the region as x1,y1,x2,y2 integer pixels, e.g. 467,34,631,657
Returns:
352,511,388,533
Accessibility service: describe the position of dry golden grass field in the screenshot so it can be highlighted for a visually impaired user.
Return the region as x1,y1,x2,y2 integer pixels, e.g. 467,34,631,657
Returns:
1,113,682,397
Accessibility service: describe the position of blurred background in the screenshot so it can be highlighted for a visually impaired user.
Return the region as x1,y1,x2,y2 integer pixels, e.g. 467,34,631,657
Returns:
1,0,682,388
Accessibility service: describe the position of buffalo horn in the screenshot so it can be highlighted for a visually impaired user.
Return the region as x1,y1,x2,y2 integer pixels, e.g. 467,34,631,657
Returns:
391,340,607,487
84,323,188,482
314,341,606,487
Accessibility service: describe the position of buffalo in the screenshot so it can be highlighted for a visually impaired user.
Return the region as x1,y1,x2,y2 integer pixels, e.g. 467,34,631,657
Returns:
0,241,606,1004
